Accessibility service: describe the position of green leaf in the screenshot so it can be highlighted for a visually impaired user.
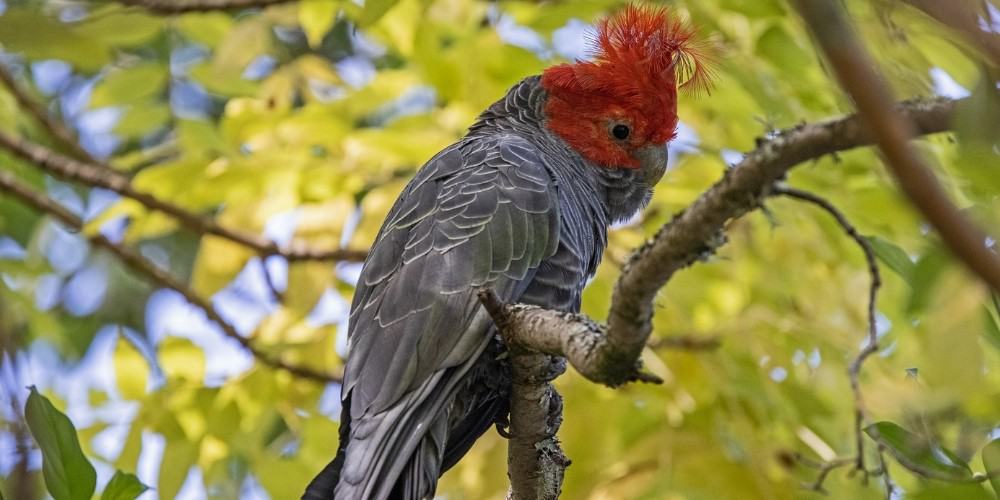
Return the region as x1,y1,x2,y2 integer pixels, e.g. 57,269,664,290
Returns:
90,64,169,107
115,103,171,139
114,422,144,471
100,471,149,500
160,337,206,383
911,484,992,500
24,387,97,500
357,0,397,26
983,302,1000,352
865,236,915,284
72,8,163,48
0,8,109,72
906,246,948,315
756,25,810,69
158,441,197,500
285,261,333,315
865,421,972,479
300,0,340,47
175,12,233,46
114,333,149,400
720,0,785,17
982,438,1000,494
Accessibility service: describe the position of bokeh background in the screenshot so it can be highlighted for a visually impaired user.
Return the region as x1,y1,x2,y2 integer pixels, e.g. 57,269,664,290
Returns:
1,0,999,498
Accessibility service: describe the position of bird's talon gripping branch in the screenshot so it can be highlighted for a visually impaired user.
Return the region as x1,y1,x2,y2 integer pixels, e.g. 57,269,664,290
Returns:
495,415,514,439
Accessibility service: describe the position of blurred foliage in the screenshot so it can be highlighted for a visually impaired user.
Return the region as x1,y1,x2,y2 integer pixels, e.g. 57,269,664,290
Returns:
0,0,999,498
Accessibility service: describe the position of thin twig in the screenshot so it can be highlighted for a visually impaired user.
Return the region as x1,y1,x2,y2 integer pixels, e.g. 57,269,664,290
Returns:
0,130,367,262
796,455,856,494
115,0,295,14
876,445,894,500
794,0,1000,292
647,334,721,351
0,170,341,383
774,186,882,476
0,64,106,168
260,257,286,303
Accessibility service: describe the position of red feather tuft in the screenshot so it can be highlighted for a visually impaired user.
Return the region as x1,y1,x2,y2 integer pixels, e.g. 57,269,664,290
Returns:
593,3,715,95
540,4,715,168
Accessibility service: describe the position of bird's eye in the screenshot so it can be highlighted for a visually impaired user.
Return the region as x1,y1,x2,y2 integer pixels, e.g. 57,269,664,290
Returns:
611,124,630,140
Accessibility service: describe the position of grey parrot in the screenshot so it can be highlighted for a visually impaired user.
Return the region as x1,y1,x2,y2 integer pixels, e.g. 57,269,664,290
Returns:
303,5,712,499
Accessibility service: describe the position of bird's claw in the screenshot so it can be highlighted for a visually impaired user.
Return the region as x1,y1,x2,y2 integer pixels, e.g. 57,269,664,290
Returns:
495,415,514,439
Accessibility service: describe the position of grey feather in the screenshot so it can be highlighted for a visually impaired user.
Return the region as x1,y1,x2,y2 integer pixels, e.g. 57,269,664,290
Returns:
306,75,663,500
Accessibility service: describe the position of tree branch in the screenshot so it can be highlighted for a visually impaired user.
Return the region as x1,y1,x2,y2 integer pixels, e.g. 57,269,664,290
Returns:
482,98,958,496
774,186,882,479
478,289,662,387
0,131,367,262
0,170,341,383
488,97,956,391
794,0,1000,292
478,289,570,500
115,0,295,14
0,65,103,168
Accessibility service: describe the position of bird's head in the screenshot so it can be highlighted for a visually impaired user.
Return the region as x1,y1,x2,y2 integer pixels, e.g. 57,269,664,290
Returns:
541,4,713,181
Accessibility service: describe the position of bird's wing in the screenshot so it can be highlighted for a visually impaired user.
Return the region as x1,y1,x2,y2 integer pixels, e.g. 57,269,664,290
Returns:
345,133,559,415
336,133,560,498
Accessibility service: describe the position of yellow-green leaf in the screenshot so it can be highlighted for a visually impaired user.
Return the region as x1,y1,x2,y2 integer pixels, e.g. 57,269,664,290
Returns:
90,64,169,107
160,337,206,383
114,334,149,400
357,0,398,26
175,12,234,46
0,9,109,72
158,440,197,500
299,0,340,47
191,235,256,297
983,438,1000,494
73,9,163,48
115,103,171,139
285,261,333,316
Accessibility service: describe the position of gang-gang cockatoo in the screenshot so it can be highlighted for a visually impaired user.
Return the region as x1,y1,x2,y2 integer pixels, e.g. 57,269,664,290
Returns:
303,5,713,499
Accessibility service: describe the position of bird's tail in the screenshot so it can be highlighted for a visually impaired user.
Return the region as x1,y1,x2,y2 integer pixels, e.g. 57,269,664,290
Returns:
301,396,352,500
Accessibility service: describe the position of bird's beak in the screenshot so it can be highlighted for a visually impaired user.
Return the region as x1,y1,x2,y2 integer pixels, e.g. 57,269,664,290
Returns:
633,144,669,186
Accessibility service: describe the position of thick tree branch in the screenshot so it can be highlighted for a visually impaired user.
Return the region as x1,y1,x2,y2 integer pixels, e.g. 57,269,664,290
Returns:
483,97,957,390
480,97,959,498
478,289,662,386
115,0,294,14
478,290,570,500
604,97,955,386
0,170,341,383
795,0,1000,292
0,131,367,262
503,350,569,500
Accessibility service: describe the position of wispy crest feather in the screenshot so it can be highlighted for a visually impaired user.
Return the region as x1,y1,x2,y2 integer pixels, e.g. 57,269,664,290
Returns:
539,3,715,167
592,4,715,95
